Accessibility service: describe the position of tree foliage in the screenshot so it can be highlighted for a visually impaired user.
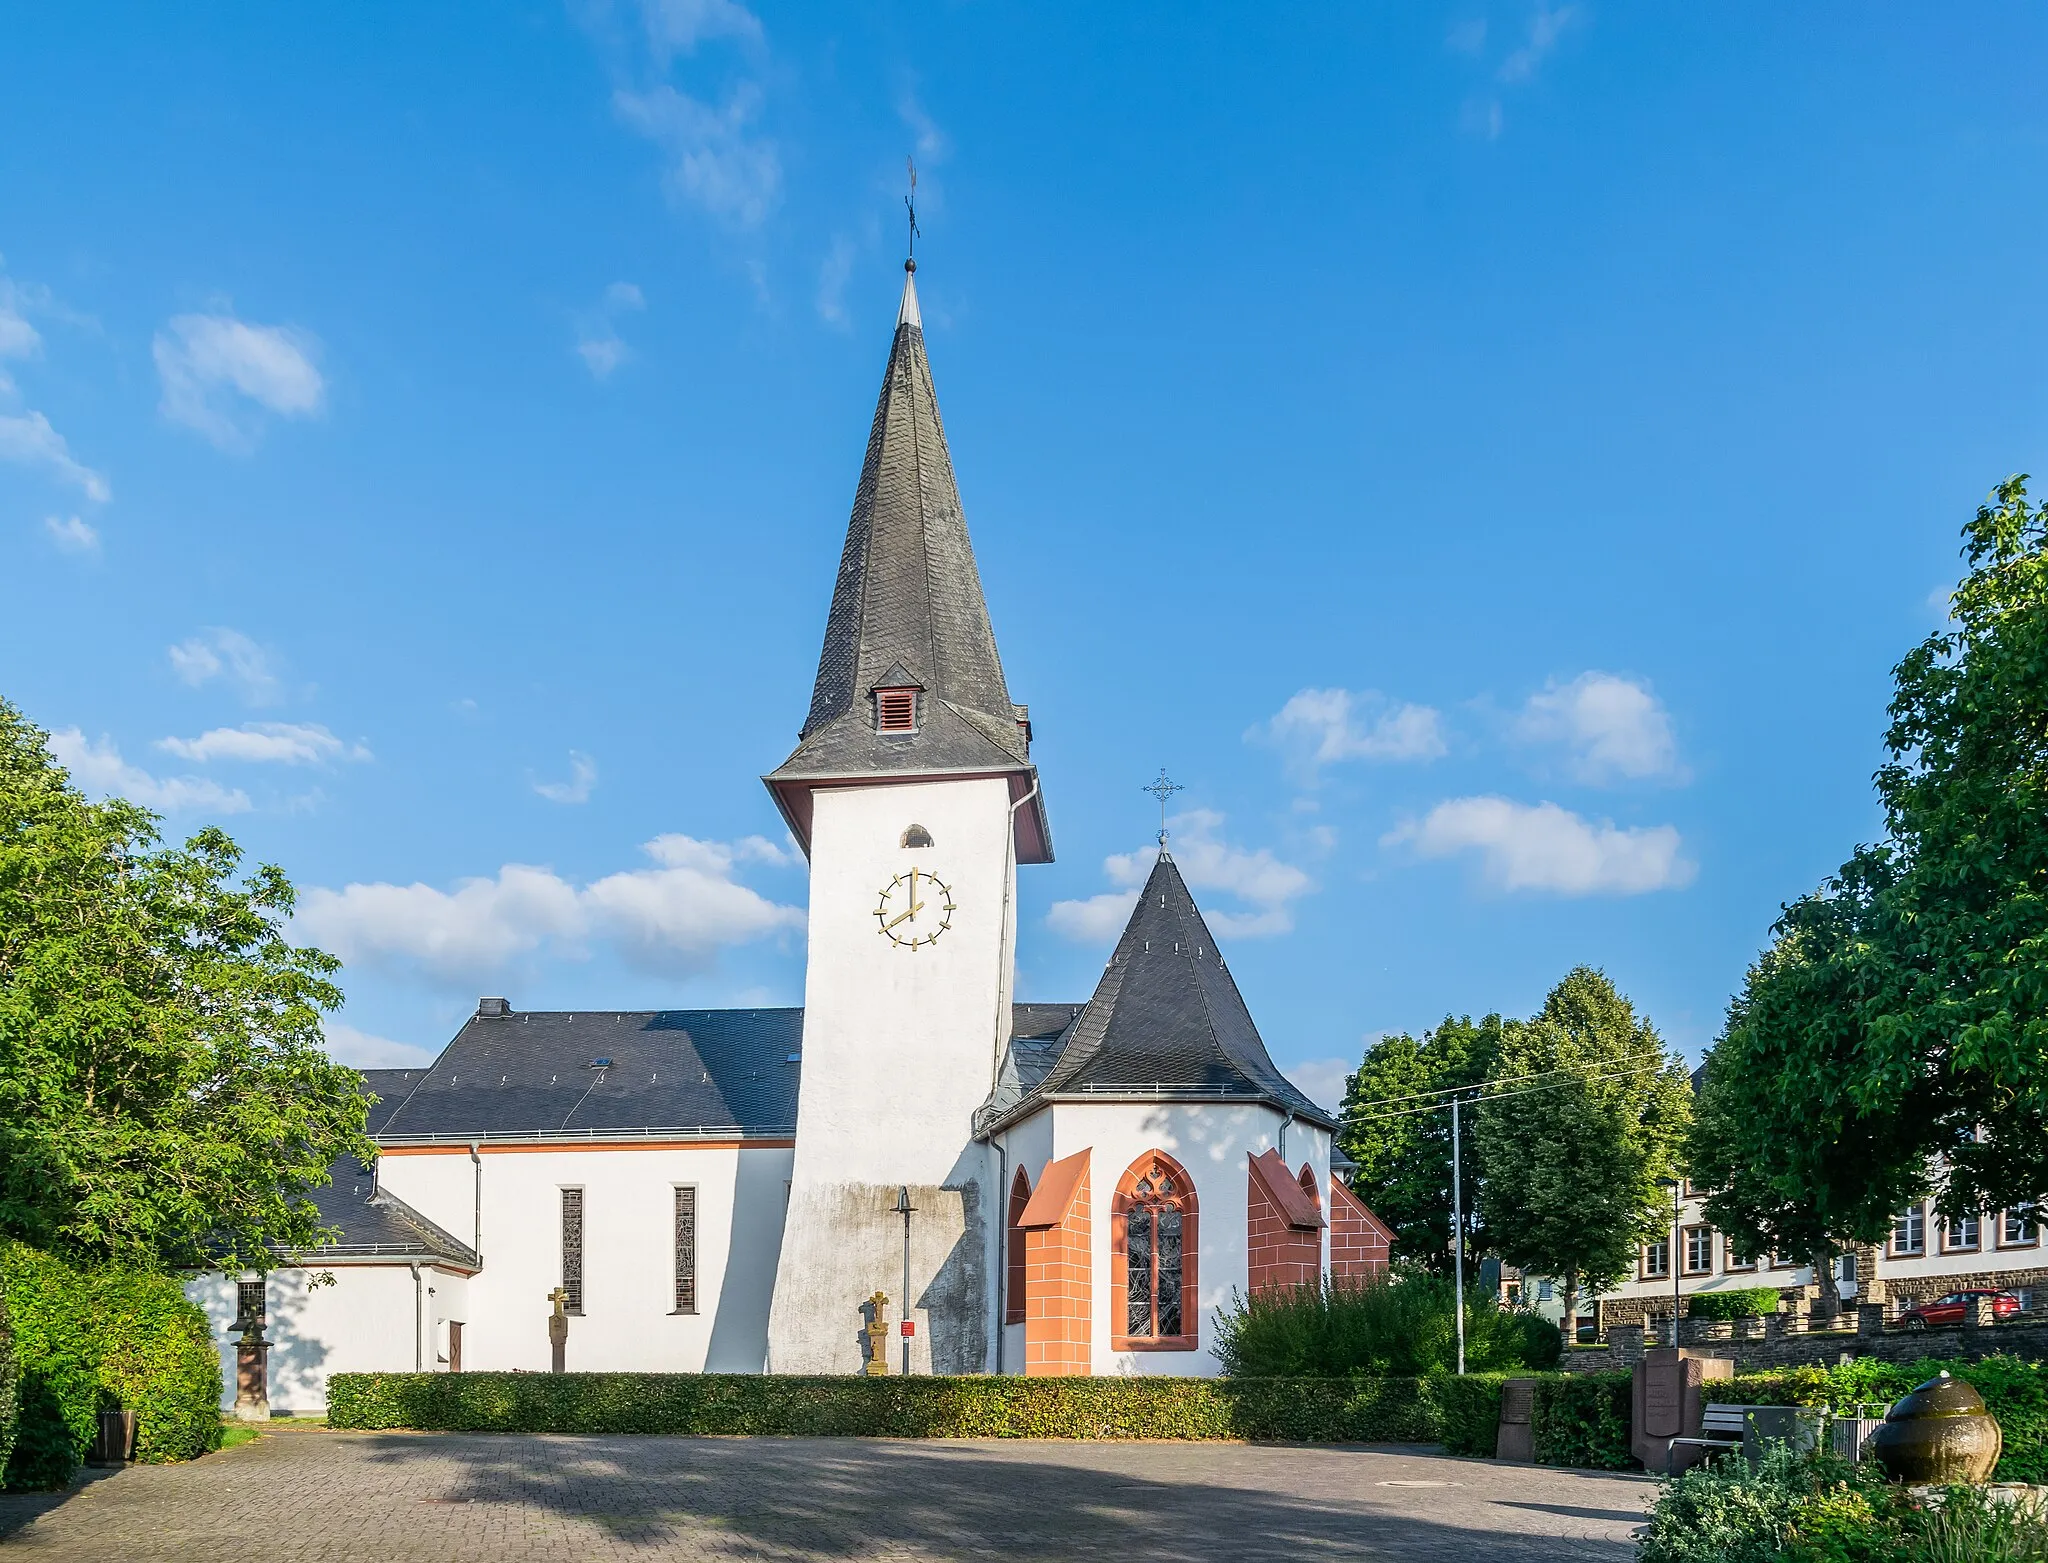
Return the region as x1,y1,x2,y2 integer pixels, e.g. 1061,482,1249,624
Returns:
0,698,372,1271
1474,968,1692,1323
1692,476,2048,1237
1335,1014,1503,1276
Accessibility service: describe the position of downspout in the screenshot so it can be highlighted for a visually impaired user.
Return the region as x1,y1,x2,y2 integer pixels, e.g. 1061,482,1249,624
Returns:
994,1135,1008,1375
1279,1108,1295,1163
990,774,1042,1087
410,1262,423,1371
469,1141,483,1261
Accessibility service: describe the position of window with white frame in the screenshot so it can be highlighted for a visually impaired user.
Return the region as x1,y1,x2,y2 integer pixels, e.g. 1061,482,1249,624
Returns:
1892,1204,1925,1256
1643,1239,1670,1279
2005,1209,2037,1246
1945,1214,1980,1251
1684,1225,1713,1274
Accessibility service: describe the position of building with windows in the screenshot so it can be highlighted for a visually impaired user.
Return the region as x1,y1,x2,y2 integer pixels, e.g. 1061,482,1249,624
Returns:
185,259,1392,1410
1514,1183,2047,1340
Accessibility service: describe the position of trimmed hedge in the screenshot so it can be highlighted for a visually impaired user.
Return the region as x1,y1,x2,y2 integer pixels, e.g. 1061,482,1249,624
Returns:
0,1271,16,1479
1722,1355,2048,1483
331,1372,1461,1442
0,1241,221,1490
1684,1288,1780,1321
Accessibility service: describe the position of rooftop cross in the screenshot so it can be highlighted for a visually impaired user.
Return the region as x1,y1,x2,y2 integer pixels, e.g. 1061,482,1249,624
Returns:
1142,767,1184,851
904,156,921,264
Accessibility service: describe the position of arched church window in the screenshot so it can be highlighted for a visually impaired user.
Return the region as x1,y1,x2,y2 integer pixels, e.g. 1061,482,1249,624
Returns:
1005,1167,1031,1324
901,824,934,849
1298,1164,1320,1212
1113,1150,1199,1350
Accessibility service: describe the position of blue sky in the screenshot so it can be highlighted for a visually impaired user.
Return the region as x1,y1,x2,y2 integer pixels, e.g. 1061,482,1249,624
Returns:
5,4,2045,1105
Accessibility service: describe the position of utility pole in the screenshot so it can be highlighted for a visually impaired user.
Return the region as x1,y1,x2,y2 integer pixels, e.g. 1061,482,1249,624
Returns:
1452,1093,1466,1376
1660,1177,1682,1347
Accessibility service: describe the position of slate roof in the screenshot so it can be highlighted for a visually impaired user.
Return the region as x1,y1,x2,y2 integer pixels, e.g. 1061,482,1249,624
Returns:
979,851,1335,1134
371,1008,807,1142
765,264,1051,863
293,1153,480,1269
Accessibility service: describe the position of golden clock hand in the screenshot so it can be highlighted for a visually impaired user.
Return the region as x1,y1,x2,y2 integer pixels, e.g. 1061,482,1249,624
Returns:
884,906,918,931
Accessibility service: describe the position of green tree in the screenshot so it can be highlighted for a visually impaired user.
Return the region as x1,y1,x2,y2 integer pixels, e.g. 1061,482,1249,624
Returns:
1474,968,1692,1335
0,699,372,1271
1693,476,2048,1230
1336,1014,1504,1277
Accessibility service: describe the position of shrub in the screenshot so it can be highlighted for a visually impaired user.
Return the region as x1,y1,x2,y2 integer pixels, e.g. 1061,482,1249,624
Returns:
0,1274,16,1482
1531,1372,1633,1469
0,1241,221,1490
1686,1288,1783,1321
329,1372,1454,1442
1210,1269,1560,1378
1436,1371,1508,1457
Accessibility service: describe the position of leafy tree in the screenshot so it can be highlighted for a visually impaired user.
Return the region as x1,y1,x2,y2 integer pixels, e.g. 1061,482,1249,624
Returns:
1474,968,1692,1335
0,699,372,1272
1693,476,2048,1232
1336,1014,1504,1277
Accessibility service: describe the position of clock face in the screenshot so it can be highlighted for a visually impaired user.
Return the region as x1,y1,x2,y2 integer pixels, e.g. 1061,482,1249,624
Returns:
875,866,956,948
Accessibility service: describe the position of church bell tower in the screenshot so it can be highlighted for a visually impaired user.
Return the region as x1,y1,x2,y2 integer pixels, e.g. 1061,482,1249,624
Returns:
762,259,1052,1373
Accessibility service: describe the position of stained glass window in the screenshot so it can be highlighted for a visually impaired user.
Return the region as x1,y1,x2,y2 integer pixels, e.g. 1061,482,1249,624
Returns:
1119,1153,1194,1342
561,1187,584,1313
674,1186,697,1314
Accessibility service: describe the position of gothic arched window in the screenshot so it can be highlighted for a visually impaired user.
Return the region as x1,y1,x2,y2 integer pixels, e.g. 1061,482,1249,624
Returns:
1113,1150,1199,1350
1005,1166,1031,1325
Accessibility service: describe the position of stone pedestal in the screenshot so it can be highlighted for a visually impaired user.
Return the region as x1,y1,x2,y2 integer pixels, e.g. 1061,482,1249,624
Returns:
1857,1303,1887,1338
232,1334,270,1423
1631,1347,1736,1474
1607,1323,1645,1365
1495,1378,1537,1462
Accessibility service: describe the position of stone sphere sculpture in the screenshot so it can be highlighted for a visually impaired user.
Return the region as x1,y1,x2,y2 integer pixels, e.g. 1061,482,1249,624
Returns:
1870,1371,2002,1485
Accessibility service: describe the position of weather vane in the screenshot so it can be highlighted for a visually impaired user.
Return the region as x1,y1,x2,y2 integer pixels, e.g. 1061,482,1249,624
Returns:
904,156,921,264
1142,768,1183,849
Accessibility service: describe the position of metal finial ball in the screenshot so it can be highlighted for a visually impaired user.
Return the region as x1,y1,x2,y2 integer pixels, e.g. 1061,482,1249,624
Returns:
905,257,916,274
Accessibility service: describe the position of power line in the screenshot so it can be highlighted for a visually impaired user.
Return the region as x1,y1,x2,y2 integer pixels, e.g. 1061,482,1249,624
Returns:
1338,1058,1668,1128
1336,1049,1679,1115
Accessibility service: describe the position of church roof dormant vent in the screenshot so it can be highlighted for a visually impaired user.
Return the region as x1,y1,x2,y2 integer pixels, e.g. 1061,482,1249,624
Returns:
764,257,1051,863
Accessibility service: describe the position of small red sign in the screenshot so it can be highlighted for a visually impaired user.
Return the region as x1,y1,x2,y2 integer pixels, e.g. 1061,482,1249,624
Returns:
900,1321,915,1336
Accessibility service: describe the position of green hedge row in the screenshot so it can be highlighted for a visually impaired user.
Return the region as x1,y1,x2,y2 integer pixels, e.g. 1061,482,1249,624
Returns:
0,1241,221,1489
1431,1371,1633,1467
331,1371,1466,1442
1722,1355,2048,1483
1685,1288,1781,1321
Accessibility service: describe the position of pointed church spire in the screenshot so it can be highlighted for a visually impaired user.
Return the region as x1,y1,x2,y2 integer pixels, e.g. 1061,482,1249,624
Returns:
765,259,1052,862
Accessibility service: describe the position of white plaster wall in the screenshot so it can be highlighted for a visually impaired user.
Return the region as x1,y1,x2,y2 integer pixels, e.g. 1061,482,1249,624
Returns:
184,1263,458,1414
1049,1100,1315,1377
770,776,1019,1372
377,1143,792,1372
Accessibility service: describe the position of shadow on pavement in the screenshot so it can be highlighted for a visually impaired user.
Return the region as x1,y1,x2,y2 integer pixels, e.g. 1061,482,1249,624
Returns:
0,1466,120,1542
347,1434,1642,1561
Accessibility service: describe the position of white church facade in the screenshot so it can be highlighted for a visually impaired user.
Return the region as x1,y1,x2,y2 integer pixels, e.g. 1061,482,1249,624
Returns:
187,261,1392,1411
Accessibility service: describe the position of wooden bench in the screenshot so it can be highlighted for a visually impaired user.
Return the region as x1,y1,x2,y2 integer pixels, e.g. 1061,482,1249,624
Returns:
1666,1403,1747,1457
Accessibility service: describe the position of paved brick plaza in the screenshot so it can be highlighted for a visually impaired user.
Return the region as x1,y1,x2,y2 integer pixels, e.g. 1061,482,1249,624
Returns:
0,1428,1652,1560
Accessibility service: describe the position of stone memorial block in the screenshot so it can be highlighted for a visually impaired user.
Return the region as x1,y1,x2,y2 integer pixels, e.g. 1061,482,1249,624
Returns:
1631,1347,1735,1474
1495,1377,1536,1463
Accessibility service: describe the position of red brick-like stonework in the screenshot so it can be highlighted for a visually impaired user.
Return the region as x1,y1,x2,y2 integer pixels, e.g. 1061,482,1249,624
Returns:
1329,1175,1393,1283
1020,1150,1092,1376
1247,1149,1324,1295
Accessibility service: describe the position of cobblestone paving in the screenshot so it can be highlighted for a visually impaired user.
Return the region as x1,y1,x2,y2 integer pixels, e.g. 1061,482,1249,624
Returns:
0,1427,1653,1560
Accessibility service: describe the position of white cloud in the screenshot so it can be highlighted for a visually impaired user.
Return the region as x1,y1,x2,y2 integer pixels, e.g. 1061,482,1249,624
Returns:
615,83,780,228
0,409,110,501
575,281,645,380
1446,17,1488,53
43,513,99,554
1254,687,1446,773
154,312,324,450
1384,796,1693,896
898,89,948,163
534,751,599,804
322,1022,436,1070
1516,671,1682,783
816,235,856,329
1279,1056,1353,1113
638,0,762,60
47,728,252,815
1051,808,1314,943
157,722,369,766
0,278,41,360
1498,2,1580,83
168,628,282,705
1046,890,1141,944
296,833,803,985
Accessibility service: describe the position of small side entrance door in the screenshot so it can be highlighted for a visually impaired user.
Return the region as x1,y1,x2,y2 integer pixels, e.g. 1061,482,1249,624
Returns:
448,1321,463,1373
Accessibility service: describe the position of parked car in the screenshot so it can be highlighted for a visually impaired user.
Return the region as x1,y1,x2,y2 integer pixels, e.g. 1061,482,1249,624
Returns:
1897,1289,2022,1329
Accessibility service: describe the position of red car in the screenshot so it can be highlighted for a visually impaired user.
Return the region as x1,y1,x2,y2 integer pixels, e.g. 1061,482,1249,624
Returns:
1897,1289,2022,1329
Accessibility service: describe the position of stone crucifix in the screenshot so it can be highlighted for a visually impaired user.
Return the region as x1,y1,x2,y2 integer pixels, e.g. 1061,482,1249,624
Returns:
547,1286,570,1374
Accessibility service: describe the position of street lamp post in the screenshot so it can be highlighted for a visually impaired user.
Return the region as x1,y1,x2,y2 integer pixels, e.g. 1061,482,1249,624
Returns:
1451,1093,1466,1376
1659,1177,1682,1348
894,1186,916,1376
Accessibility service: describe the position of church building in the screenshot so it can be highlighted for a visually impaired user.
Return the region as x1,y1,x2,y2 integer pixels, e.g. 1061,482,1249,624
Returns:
186,260,1393,1411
